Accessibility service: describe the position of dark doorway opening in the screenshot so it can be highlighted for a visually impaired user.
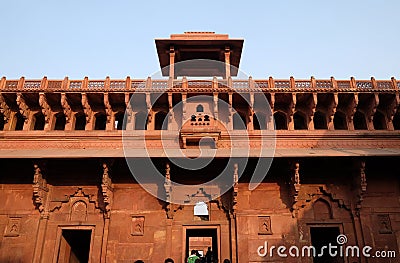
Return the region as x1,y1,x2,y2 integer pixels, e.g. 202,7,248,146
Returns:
310,227,344,263
57,229,91,263
186,228,218,263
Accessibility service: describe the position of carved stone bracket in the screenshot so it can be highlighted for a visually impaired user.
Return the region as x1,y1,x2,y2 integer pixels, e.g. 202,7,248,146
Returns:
61,93,72,124
101,161,114,218
16,93,30,122
0,93,11,124
348,93,358,128
39,93,51,125
32,163,49,217
81,93,92,124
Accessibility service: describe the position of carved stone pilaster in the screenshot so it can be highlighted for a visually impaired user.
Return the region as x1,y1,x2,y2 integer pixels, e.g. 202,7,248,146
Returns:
164,162,173,219
232,163,239,215
0,93,11,124
32,163,49,216
290,161,301,216
16,93,29,122
61,93,72,123
101,162,113,219
354,161,367,216
39,93,51,125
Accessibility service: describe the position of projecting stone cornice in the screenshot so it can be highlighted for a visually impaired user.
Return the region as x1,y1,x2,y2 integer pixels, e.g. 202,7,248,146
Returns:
0,130,399,158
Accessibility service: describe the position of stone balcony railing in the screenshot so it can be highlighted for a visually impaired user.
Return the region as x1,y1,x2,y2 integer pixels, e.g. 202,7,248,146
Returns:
1,76,399,92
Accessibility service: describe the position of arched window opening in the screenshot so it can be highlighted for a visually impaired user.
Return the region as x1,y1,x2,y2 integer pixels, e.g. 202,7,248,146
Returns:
204,115,210,122
333,111,347,130
155,111,168,130
354,111,367,130
94,113,107,130
54,112,66,130
0,114,5,131
191,115,196,122
135,111,147,130
253,112,267,130
294,112,307,130
75,113,86,130
114,112,125,130
274,111,287,130
373,111,387,130
33,112,45,130
393,111,400,130
196,104,204,112
15,112,25,131
313,111,327,130
233,112,247,130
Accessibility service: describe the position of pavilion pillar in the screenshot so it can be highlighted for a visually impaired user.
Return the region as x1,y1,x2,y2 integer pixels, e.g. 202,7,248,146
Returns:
268,93,275,130
225,46,231,79
169,46,175,79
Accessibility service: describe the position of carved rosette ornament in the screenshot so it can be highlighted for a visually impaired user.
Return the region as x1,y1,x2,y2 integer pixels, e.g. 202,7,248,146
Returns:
101,162,113,218
32,164,49,216
0,93,11,124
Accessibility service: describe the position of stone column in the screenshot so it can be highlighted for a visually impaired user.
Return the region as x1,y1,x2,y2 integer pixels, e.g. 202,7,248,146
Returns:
225,46,231,80
169,46,175,79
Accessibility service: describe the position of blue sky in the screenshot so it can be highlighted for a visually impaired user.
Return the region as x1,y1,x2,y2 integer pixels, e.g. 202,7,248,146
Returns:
0,1,398,80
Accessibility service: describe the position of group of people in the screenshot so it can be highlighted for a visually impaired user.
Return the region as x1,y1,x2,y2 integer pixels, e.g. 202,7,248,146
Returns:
133,247,231,263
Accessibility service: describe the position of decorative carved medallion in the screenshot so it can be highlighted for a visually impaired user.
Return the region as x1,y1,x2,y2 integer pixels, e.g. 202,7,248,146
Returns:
258,216,272,235
378,214,392,234
131,216,145,236
4,216,22,237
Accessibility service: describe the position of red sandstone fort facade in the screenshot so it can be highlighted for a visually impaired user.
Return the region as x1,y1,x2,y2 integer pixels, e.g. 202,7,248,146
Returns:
0,32,399,263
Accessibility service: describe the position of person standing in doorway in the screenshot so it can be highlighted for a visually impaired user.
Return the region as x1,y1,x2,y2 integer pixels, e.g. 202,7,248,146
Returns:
205,247,213,263
187,250,199,263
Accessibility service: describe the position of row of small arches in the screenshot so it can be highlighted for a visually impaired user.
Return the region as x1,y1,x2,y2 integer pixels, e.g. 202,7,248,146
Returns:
233,110,400,130
1,109,400,131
